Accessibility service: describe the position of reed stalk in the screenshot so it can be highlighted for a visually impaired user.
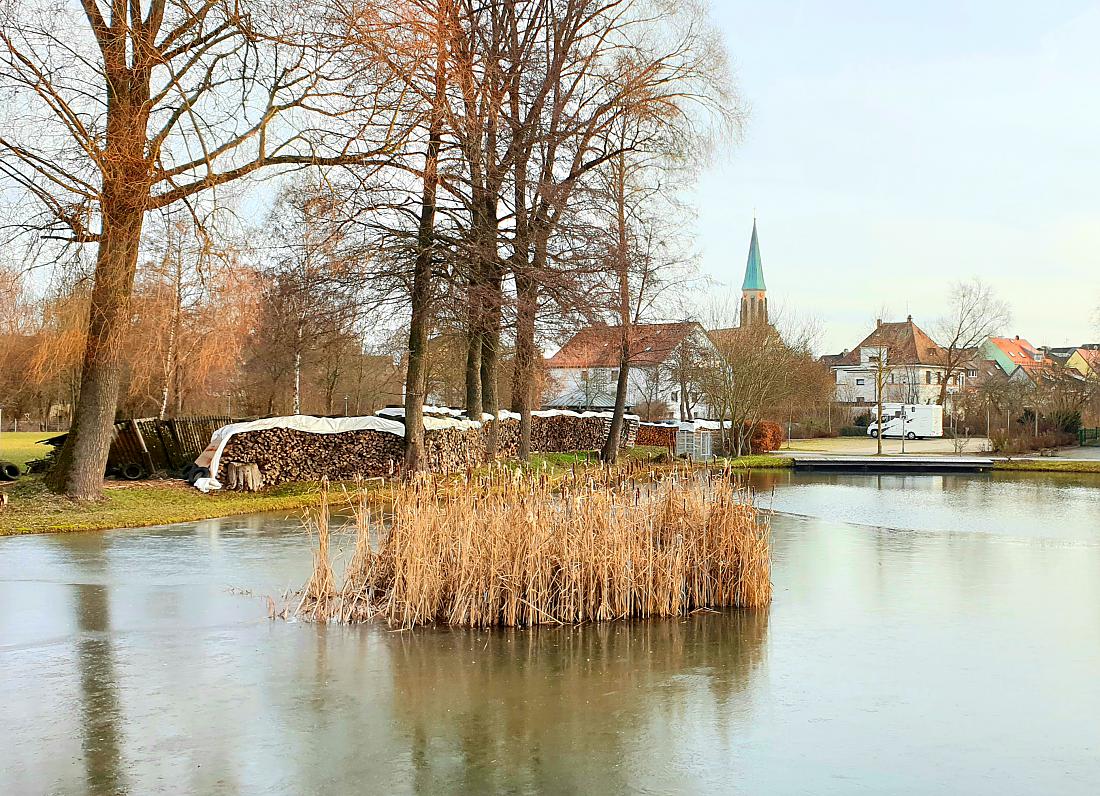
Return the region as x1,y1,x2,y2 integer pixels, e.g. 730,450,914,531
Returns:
295,465,771,628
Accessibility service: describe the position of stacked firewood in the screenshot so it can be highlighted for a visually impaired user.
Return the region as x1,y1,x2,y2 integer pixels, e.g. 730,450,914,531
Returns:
213,413,640,487
482,418,521,459
424,426,489,473
636,424,676,449
529,415,637,453
620,417,639,448
217,427,403,485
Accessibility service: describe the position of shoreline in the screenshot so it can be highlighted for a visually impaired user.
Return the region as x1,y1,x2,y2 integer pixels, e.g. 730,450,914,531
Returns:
3,450,1098,537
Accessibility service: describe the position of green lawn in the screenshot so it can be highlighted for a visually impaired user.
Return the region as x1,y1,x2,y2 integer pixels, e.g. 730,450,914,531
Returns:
0,445,797,537
723,454,793,470
0,447,676,536
0,478,338,536
0,431,54,470
993,459,1100,474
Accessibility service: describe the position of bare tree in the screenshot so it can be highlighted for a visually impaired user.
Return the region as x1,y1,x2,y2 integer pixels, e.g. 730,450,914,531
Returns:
934,279,1010,406
507,0,741,459
1,0,409,497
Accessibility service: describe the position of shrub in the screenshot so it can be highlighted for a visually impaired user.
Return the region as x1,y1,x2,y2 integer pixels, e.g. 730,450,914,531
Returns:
1049,410,1082,434
990,430,1077,455
750,421,784,453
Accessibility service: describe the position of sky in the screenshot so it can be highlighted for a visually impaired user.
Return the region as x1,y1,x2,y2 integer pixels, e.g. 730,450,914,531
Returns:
691,0,1100,354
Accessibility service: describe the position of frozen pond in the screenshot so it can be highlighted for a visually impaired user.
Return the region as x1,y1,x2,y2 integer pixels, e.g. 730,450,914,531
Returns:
2,471,1099,794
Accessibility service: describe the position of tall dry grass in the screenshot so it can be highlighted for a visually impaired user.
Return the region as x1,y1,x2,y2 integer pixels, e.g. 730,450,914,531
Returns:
296,465,771,628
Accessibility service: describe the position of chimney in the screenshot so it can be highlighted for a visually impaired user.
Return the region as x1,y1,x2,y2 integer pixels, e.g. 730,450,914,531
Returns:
1015,335,1020,341
876,319,882,328
907,314,912,322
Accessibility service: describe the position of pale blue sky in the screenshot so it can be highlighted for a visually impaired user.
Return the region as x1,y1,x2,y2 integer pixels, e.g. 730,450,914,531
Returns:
693,0,1100,353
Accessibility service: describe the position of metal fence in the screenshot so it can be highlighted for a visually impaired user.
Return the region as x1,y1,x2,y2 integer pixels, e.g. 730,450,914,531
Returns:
1079,428,1100,446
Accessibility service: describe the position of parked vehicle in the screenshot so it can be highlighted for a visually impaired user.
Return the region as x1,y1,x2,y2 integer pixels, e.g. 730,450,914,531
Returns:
867,404,943,440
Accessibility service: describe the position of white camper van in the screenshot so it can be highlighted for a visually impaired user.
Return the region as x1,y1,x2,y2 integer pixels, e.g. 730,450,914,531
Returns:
867,403,943,440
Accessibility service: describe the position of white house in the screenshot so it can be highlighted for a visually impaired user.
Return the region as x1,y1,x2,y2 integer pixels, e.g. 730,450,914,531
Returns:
543,322,719,420
825,317,965,406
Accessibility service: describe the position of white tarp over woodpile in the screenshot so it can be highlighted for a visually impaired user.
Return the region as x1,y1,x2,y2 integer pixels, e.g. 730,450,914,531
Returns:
192,415,406,492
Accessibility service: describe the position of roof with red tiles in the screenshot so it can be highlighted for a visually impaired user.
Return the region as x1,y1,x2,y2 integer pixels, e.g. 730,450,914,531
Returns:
546,322,701,369
986,336,1050,372
835,317,946,367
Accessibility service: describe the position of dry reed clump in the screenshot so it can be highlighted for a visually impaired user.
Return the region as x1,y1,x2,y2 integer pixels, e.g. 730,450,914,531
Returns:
295,467,771,628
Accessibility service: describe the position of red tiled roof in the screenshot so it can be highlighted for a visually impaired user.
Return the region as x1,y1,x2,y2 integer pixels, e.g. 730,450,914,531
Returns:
835,318,946,367
546,322,700,368
986,336,1049,372
1076,348,1100,369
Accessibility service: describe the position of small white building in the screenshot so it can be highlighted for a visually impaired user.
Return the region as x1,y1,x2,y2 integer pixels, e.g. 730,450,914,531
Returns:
676,420,717,460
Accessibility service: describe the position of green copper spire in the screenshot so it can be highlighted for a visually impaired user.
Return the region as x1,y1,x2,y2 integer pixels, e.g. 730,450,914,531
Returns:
742,219,766,291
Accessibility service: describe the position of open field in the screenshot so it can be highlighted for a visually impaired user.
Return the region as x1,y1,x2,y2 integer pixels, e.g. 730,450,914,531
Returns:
0,431,54,470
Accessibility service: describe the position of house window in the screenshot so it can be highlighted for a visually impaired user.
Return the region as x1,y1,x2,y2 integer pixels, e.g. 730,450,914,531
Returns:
925,371,932,384
671,390,679,402
580,369,588,381
855,378,865,386
966,369,977,378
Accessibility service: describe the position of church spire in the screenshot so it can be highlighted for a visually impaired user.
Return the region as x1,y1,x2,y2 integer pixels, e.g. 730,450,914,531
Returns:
740,218,768,327
742,218,766,291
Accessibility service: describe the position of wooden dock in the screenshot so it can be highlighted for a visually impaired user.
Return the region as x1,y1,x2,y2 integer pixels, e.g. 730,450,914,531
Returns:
790,455,995,473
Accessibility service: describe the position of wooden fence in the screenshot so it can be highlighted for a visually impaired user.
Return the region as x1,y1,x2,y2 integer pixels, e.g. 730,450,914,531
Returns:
107,416,242,476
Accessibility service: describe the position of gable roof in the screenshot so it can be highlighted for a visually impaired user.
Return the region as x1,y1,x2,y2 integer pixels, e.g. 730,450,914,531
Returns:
546,322,701,369
1070,347,1100,373
742,219,766,291
985,336,1048,372
835,317,946,367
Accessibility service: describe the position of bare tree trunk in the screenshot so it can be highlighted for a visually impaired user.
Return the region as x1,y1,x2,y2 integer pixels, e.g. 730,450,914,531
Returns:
293,322,303,415
404,13,447,474
481,246,501,456
46,201,145,498
512,270,537,460
465,323,483,419
158,257,181,420
602,151,631,463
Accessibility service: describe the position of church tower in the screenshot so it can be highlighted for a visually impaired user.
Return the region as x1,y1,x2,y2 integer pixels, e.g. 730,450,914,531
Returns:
740,218,768,327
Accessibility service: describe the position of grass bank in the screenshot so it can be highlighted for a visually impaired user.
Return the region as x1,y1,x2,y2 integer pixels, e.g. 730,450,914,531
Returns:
0,431,54,470
723,454,793,470
0,446,793,537
992,459,1100,474
0,478,335,536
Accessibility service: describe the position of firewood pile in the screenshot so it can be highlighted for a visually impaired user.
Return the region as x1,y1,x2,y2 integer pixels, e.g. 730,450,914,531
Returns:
217,427,404,485
424,425,491,473
530,414,637,453
206,411,640,489
637,423,676,449
481,418,521,459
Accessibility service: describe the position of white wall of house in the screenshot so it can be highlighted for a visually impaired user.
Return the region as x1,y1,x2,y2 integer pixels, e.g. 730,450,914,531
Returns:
545,365,702,417
833,364,965,406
